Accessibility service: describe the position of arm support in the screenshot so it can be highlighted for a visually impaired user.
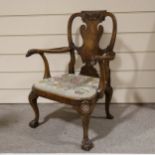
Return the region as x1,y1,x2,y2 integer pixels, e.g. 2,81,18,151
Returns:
26,47,70,79
95,54,115,98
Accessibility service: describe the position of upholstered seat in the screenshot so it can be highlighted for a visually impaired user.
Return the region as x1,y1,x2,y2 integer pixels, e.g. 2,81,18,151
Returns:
34,74,99,100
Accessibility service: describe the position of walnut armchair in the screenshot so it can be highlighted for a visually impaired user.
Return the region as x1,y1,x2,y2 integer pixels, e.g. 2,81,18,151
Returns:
26,10,117,151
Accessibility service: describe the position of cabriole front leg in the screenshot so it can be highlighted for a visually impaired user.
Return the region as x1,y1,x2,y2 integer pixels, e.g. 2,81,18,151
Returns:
81,114,94,151
28,90,39,128
78,101,95,151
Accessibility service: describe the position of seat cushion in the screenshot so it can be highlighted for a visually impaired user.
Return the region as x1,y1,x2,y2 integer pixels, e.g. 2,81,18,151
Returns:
34,74,99,100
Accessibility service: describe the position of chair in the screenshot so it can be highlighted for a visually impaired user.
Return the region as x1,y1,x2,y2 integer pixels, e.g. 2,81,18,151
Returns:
26,10,117,151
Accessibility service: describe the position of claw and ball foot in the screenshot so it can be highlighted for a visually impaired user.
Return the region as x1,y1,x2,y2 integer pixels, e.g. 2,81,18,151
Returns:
29,120,39,128
106,113,114,119
82,139,94,151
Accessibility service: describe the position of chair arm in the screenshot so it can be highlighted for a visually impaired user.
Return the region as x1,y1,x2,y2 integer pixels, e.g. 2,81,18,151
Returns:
95,52,115,98
26,47,71,57
26,47,70,79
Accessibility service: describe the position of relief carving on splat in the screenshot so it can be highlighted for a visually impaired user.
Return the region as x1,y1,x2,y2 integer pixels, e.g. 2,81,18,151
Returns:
77,11,106,77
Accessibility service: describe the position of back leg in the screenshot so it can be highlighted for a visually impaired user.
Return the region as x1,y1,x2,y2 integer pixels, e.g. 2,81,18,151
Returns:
105,68,114,119
28,90,39,128
105,85,114,119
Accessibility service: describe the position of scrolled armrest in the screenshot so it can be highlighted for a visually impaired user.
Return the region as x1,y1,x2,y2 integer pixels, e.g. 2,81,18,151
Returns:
26,47,71,57
26,49,41,57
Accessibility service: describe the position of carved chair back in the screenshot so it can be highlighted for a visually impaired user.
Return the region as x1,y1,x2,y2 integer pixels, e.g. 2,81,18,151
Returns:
67,11,117,77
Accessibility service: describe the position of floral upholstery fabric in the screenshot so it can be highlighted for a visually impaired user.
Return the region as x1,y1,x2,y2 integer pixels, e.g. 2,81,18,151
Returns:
34,74,99,100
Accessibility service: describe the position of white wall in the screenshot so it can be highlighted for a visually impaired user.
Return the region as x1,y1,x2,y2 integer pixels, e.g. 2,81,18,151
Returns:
0,0,155,103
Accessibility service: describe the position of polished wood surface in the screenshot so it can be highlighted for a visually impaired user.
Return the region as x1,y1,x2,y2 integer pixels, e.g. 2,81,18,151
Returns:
26,10,117,151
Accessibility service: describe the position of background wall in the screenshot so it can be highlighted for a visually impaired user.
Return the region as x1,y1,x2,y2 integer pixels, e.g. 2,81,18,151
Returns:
0,0,155,103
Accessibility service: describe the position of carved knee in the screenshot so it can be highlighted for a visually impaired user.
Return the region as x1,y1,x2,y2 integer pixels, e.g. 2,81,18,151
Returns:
29,90,38,104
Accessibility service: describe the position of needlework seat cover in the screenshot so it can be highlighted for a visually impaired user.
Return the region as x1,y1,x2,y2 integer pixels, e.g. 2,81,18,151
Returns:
34,74,99,100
